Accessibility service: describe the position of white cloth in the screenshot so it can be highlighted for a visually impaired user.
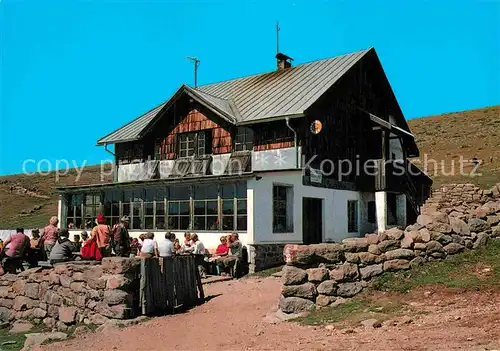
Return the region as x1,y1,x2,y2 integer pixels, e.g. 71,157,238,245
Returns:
158,239,174,257
141,238,157,254
192,240,206,255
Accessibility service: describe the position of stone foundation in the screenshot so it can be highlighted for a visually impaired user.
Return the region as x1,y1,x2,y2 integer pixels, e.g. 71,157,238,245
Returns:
278,185,500,315
0,257,140,330
248,244,287,273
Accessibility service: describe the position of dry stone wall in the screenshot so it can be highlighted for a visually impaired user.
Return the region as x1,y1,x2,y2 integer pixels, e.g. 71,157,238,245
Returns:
0,257,140,331
279,183,500,315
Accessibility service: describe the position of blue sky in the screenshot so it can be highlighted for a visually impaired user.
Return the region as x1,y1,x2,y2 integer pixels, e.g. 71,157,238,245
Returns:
1,0,499,176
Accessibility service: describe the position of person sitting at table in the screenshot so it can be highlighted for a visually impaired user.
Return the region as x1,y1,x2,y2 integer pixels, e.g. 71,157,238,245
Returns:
183,234,206,277
182,232,192,251
208,236,229,263
72,234,82,253
49,229,75,264
173,238,181,253
218,232,243,276
30,229,41,249
1,228,30,274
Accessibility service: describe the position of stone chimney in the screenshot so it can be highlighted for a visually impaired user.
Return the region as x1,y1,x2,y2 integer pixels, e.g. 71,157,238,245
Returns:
276,52,293,71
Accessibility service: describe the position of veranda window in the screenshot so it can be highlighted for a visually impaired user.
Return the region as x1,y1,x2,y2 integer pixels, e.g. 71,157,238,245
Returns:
347,200,359,233
193,185,218,231
168,186,190,230
66,194,83,229
273,185,293,233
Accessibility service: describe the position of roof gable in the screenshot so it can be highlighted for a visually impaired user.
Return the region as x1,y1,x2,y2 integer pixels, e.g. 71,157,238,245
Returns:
97,48,372,145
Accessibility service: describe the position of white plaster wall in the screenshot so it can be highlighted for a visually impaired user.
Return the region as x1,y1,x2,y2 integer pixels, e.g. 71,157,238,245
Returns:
247,171,363,244
252,147,302,171
375,191,387,233
68,230,249,251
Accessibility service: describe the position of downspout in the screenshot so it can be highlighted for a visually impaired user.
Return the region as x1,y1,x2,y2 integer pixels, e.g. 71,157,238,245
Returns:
104,143,117,182
285,117,299,168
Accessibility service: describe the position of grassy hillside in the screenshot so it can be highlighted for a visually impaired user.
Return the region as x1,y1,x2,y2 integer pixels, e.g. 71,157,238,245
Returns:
0,105,498,228
408,105,500,188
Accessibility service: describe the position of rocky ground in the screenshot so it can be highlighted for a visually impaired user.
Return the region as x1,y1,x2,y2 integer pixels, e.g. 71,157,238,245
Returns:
39,276,500,351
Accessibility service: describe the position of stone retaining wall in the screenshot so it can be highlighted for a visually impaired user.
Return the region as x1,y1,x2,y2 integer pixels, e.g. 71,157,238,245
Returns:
279,185,500,315
248,244,287,273
0,257,140,331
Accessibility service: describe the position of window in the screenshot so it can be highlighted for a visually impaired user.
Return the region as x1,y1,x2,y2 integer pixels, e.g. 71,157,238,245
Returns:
167,186,190,230
144,187,167,230
66,182,248,232
66,194,83,229
367,201,376,223
273,185,293,233
347,200,359,233
234,127,254,151
193,185,218,231
123,189,143,229
103,190,121,227
178,131,211,158
84,193,101,229
387,193,397,225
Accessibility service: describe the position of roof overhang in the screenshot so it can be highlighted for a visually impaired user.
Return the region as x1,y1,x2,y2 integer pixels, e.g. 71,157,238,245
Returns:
360,108,419,158
56,172,255,193
236,112,305,125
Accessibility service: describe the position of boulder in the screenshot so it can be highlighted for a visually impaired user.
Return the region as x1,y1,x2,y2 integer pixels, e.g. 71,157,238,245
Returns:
306,268,329,283
383,259,410,271
329,267,344,282
377,240,400,252
316,280,337,296
385,249,415,260
101,257,139,274
368,244,382,255
342,263,359,281
345,253,360,263
89,313,109,325
410,256,425,269
24,332,68,349
43,317,56,329
103,290,131,306
72,272,85,282
432,212,450,224
486,215,500,226
342,238,369,252
13,296,36,311
417,214,433,227
316,295,336,307
282,283,317,300
427,222,452,234
406,223,424,232
336,282,363,297
361,318,382,329
436,234,453,245
426,241,444,254
59,274,72,288
32,308,47,318
359,264,383,280
492,225,500,238
443,243,465,255
357,252,385,265
451,234,465,245
473,232,490,249
106,275,132,290
414,243,426,250
401,234,414,249
9,321,33,334
468,218,491,233
279,297,315,314
281,266,308,285
450,217,471,236
385,228,404,240
283,244,344,265
419,228,431,242
58,306,77,324
365,234,380,245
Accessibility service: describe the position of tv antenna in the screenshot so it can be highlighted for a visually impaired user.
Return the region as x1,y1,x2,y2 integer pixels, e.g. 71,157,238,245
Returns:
186,56,200,87
276,21,280,54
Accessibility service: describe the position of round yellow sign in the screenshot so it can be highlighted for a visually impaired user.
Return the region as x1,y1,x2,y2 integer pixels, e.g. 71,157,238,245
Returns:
310,120,322,134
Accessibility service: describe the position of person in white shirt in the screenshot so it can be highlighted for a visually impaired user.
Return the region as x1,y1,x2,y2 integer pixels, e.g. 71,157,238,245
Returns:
184,233,207,278
184,233,205,255
158,232,175,258
140,232,158,258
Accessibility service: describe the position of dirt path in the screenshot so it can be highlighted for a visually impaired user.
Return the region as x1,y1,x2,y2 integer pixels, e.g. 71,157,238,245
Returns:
44,277,500,351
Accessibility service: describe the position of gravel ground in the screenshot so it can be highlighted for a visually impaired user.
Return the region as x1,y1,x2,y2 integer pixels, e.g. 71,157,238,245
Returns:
41,277,500,351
